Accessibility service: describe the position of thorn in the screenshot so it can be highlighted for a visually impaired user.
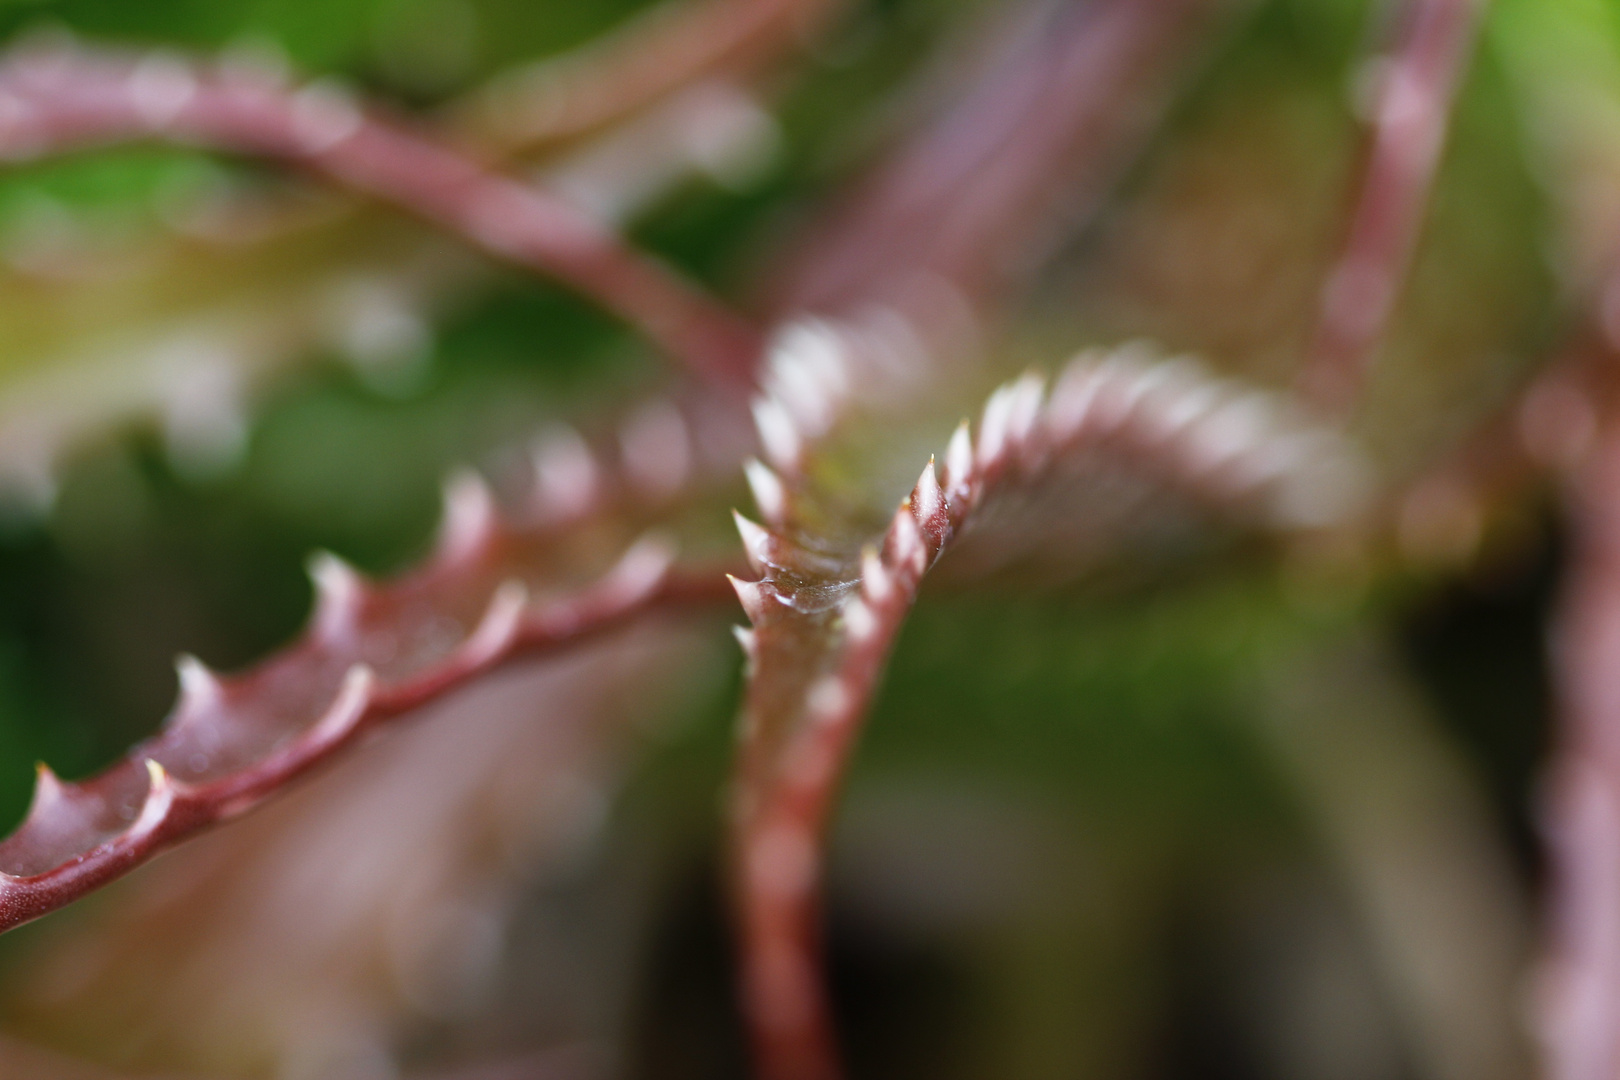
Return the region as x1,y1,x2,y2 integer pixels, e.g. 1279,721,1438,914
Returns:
1046,354,1105,441
806,676,849,725
728,574,772,624
1139,359,1219,442
460,580,529,666
977,382,1016,469
860,546,892,605
1004,372,1046,451
733,510,772,574
744,458,787,525
1190,394,1274,472
621,400,690,501
290,78,362,153
128,50,196,129
176,652,222,704
606,532,676,602
944,420,973,496
732,624,757,660
889,504,926,574
842,597,876,642
751,395,801,472
170,653,224,728
307,551,365,643
1095,351,1176,433
307,664,375,748
766,320,848,437
435,470,498,569
770,319,849,395
532,425,599,522
912,458,944,527
25,761,65,819
130,759,176,841
767,350,829,436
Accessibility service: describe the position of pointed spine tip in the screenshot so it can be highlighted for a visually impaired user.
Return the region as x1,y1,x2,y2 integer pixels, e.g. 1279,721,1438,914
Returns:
25,761,65,819
889,503,926,574
860,546,892,605
765,318,850,439
751,395,802,472
131,758,176,840
728,574,772,624
463,579,530,664
608,532,676,601
944,420,974,495
1005,372,1046,449
621,399,691,501
435,470,498,568
744,458,787,525
174,653,223,715
978,383,1016,469
531,425,599,522
308,663,376,747
733,510,772,574
308,551,365,643
913,458,944,525
1047,357,1105,441
842,597,877,642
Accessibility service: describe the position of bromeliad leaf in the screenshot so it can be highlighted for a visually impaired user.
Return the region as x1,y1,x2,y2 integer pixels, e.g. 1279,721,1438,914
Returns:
727,340,1367,1080
0,414,741,934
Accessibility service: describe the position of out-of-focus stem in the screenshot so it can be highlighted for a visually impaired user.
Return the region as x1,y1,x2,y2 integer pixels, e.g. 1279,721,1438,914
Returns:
0,42,761,387
778,0,1227,321
456,0,841,153
730,346,1366,1080
0,474,736,936
1540,393,1620,1080
1298,0,1484,414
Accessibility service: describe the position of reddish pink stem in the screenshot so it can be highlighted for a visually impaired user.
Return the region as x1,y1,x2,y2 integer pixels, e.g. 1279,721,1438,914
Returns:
1541,409,1620,1080
733,484,947,1080
778,0,1219,318
729,348,1364,1080
0,42,761,387
0,487,735,935
1298,0,1483,413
